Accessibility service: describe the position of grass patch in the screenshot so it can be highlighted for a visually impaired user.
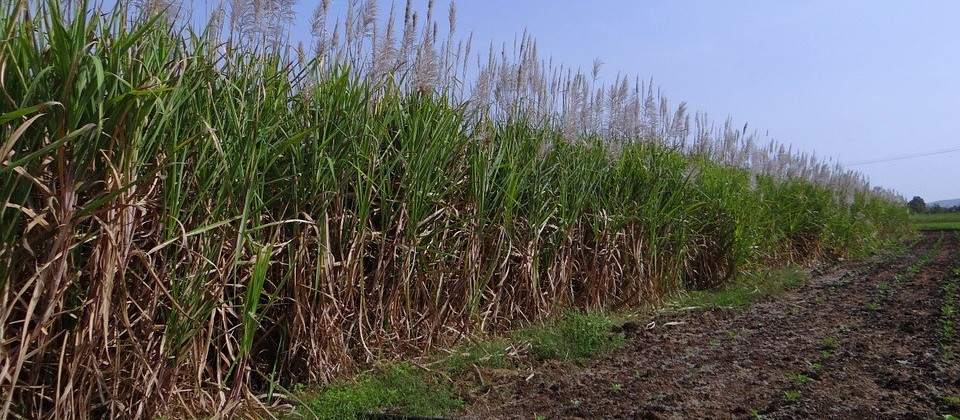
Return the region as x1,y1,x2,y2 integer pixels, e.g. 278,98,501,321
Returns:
678,267,808,308
291,310,625,417
292,364,462,419
916,222,960,231
439,338,513,373
911,213,960,231
519,311,625,361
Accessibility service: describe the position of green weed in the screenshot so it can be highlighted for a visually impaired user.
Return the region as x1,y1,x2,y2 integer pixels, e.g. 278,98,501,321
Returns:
522,311,624,361
878,282,891,295
679,268,808,308
783,391,802,402
293,364,462,420
787,373,812,384
823,337,838,349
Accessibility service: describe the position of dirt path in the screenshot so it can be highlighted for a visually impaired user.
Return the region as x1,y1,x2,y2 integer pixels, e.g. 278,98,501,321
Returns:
456,231,960,419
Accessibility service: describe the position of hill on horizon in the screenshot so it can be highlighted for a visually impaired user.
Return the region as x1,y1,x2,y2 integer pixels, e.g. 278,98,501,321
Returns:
931,198,960,208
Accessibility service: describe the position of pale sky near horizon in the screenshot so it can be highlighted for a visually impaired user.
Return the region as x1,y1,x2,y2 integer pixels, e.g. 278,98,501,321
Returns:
189,0,960,202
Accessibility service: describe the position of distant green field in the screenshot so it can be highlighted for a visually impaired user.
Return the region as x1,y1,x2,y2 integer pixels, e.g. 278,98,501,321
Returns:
911,213,960,231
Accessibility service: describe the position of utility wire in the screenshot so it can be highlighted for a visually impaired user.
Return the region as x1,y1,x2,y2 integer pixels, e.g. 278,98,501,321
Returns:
847,146,960,166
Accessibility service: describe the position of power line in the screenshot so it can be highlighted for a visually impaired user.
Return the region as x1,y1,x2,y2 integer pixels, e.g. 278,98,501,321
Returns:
847,146,960,166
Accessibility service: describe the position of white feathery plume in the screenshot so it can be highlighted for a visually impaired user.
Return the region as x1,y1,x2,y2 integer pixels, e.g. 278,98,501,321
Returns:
448,1,456,35
295,0,894,202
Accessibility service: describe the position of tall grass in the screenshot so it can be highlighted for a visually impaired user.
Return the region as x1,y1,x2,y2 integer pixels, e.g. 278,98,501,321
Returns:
0,1,909,417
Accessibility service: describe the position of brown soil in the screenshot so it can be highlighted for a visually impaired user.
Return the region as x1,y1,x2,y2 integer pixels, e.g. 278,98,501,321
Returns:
454,231,960,419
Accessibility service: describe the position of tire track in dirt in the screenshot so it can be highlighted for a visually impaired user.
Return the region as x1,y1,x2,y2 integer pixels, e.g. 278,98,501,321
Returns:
456,232,959,419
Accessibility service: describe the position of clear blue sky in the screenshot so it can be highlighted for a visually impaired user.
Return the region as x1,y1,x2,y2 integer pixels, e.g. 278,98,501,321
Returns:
194,0,960,201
